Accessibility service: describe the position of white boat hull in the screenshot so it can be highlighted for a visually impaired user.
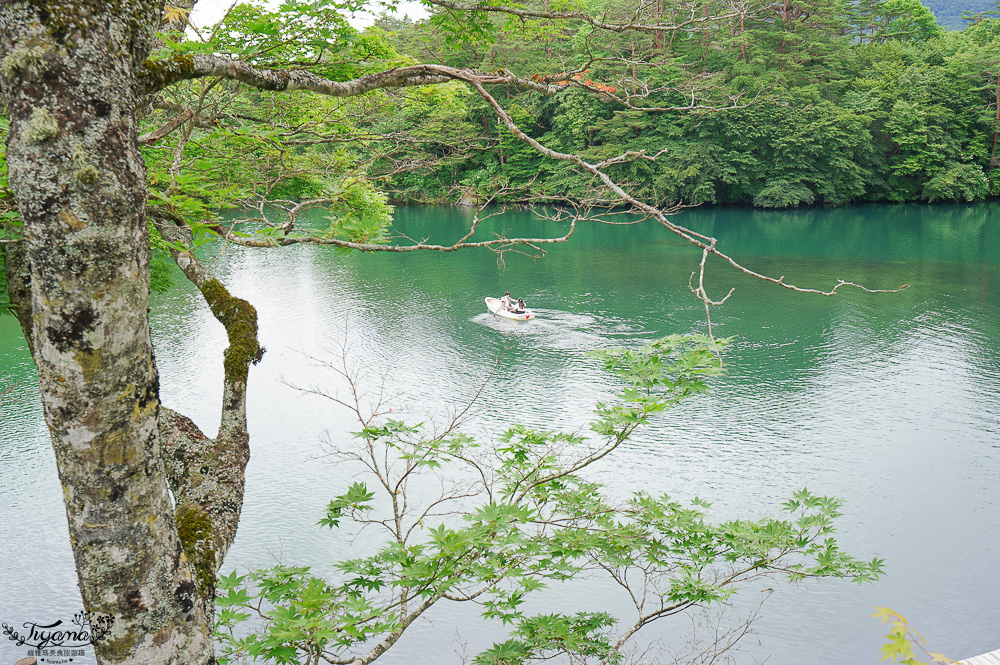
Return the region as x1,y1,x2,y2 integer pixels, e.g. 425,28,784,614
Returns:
485,297,535,321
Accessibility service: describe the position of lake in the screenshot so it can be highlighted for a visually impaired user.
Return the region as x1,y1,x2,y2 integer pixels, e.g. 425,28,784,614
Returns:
1,203,998,664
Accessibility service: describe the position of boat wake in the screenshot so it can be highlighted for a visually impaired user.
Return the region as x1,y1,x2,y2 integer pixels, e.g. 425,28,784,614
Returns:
471,308,647,351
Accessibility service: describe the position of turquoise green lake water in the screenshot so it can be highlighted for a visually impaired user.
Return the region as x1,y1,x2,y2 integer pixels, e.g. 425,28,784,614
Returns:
2,203,998,663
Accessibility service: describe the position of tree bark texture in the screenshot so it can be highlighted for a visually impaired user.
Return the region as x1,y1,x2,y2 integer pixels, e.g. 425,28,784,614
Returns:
0,3,214,663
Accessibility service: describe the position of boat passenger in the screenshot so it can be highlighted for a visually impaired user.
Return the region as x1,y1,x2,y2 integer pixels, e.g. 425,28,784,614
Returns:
500,291,514,311
514,297,526,313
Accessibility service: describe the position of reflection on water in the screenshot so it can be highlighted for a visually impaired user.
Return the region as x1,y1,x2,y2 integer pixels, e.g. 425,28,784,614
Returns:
2,203,999,665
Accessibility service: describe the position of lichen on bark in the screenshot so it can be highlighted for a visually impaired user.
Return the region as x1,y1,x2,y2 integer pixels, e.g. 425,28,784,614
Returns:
0,41,50,79
23,107,59,143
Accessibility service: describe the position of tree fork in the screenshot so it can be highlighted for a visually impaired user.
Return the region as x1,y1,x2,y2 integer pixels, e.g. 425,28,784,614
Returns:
151,209,262,611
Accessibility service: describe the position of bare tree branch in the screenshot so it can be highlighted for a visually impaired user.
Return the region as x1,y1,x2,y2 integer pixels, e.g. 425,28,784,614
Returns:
463,78,910,299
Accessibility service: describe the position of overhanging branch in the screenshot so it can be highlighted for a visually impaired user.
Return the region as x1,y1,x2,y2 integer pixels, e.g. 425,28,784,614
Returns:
141,56,559,97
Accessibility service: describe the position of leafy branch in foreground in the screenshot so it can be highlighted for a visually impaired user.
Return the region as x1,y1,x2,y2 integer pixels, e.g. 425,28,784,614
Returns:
873,608,956,665
216,334,883,665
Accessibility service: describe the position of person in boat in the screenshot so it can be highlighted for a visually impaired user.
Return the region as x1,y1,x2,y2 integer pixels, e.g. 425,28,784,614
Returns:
500,291,514,311
514,297,526,313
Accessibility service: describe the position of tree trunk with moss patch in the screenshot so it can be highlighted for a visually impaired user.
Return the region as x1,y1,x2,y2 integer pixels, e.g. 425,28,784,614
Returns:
0,3,215,663
151,212,261,619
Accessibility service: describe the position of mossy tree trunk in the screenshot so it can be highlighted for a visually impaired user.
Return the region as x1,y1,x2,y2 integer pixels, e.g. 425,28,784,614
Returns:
0,3,217,663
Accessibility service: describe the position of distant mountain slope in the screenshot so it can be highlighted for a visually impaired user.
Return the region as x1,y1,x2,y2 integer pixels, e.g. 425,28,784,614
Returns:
925,0,994,29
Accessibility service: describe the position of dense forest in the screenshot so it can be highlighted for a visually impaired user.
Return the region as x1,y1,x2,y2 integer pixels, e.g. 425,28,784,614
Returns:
128,0,1000,215
363,0,1000,208
927,0,993,29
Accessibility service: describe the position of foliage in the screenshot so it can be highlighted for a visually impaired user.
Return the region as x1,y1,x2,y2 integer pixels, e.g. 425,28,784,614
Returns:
325,0,997,207
922,162,990,201
873,608,956,664
149,225,175,295
321,182,395,246
132,0,1000,221
215,336,883,665
210,1,358,73
138,6,422,250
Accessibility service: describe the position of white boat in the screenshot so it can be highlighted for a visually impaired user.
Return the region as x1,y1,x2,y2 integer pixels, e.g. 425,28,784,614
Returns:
485,297,535,321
